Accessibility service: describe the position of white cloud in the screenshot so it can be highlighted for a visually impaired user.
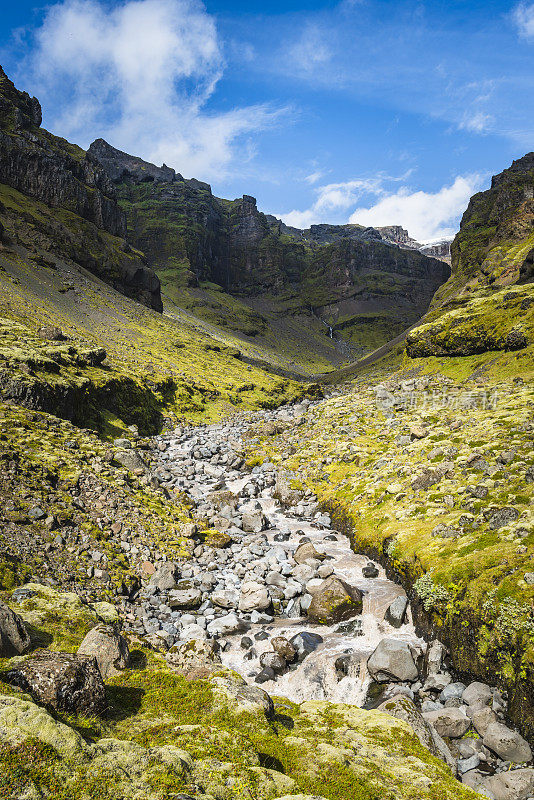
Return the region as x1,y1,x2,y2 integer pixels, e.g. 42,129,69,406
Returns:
459,110,494,133
280,177,386,228
304,170,325,185
289,24,332,74
349,175,482,243
513,2,534,39
22,0,286,179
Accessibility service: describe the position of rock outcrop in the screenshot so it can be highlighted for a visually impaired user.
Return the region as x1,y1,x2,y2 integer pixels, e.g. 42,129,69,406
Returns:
0,66,162,311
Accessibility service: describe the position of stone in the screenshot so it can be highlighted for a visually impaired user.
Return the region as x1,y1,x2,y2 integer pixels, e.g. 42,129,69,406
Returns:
168,588,202,610
294,542,327,564
290,632,323,662
422,707,471,738
487,507,520,530
483,721,532,763
274,472,304,505
462,681,493,709
206,612,243,637
306,576,362,624
439,682,466,703
113,448,148,474
481,768,534,800
367,639,419,682
242,512,267,533
166,638,221,677
468,705,497,737
0,695,85,757
0,602,31,657
377,695,455,768
77,624,130,680
239,581,271,613
362,562,379,578
149,563,179,591
259,652,286,674
271,637,297,663
211,675,274,718
384,596,408,628
6,650,105,715
255,667,275,684
212,589,239,609
409,426,427,439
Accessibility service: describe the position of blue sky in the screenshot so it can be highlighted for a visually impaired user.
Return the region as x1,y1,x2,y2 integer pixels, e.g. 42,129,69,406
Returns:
1,0,533,241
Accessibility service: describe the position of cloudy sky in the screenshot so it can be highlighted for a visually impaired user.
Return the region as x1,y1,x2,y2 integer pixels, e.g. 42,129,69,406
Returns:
1,0,533,242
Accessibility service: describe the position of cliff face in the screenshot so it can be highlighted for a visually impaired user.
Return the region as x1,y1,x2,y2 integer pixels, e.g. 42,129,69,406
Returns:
88,138,449,346
406,154,534,357
0,68,162,311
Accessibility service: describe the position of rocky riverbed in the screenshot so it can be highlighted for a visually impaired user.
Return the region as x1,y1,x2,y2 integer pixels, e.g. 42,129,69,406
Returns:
108,398,534,800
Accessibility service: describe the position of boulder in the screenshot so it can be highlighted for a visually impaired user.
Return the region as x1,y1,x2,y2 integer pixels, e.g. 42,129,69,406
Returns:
306,576,362,624
168,588,202,610
274,472,304,506
0,602,31,657
294,543,327,565
259,652,286,674
367,639,419,682
77,624,130,680
483,721,532,763
362,562,379,578
290,632,323,662
468,706,497,737
212,589,239,609
113,448,147,474
384,596,408,628
462,681,493,709
239,581,271,613
0,695,85,757
166,638,221,678
211,674,274,718
481,768,534,800
422,707,471,738
6,650,105,715
148,563,179,591
242,512,267,533
206,612,244,637
271,637,297,663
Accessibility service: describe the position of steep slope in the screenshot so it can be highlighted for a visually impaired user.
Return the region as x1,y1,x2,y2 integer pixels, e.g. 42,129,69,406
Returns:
406,154,534,360
0,67,161,311
88,139,449,363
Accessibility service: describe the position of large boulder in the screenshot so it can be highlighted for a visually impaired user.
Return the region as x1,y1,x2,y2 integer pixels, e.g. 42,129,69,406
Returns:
289,632,323,662
306,576,362,624
462,681,493,709
384,596,409,628
367,639,419,682
481,768,534,800
168,587,202,610
206,612,244,637
166,638,221,678
294,543,327,565
113,448,147,474
210,674,274,718
0,694,85,757
0,602,30,657
483,721,532,763
5,650,105,715
148,563,179,591
422,707,471,739
239,581,271,613
274,471,305,506
77,624,130,680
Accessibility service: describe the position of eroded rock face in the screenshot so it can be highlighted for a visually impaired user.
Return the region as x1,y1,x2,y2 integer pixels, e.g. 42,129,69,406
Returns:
5,650,106,715
377,694,454,769
77,624,130,680
306,576,362,624
0,602,30,657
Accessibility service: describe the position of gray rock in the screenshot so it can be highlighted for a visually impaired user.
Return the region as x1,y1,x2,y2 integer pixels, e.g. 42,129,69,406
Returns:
259,652,286,674
239,581,271,613
483,721,532,763
481,768,534,800
367,639,419,682
458,754,481,774
113,448,147,473
166,638,221,676
212,589,239,609
0,602,30,657
307,576,362,624
487,507,520,530
439,681,466,703
242,512,267,533
362,562,379,578
168,588,202,610
422,707,471,738
384,596,409,628
377,694,455,769
77,624,130,680
468,705,497,737
290,632,323,662
206,612,243,637
462,681,493,709
149,563,179,591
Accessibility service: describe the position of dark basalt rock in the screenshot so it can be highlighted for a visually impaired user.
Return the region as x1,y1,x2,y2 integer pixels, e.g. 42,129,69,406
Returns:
5,650,106,715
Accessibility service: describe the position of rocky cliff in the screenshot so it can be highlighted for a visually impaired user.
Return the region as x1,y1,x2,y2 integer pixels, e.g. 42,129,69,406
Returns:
406,154,534,358
88,139,449,349
0,68,162,311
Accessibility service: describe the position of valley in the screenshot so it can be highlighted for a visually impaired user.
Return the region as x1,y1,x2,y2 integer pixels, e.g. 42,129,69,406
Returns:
0,63,532,800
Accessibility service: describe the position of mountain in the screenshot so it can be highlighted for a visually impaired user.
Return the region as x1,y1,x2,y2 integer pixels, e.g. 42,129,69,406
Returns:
406,153,534,358
88,138,450,360
0,67,162,311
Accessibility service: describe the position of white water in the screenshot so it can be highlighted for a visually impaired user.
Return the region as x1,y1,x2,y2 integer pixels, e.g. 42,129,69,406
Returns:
220,482,425,706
